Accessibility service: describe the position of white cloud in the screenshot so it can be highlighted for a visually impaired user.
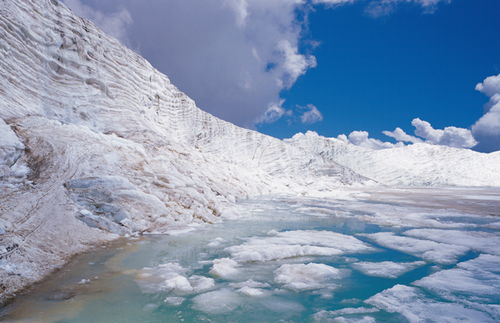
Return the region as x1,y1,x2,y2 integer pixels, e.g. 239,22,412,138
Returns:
63,0,317,127
312,0,355,6
259,101,287,124
340,131,403,150
223,0,249,27
277,40,317,88
411,118,477,149
365,0,452,17
340,118,476,151
300,104,323,124
472,74,500,152
383,127,422,143
62,0,454,129
62,0,132,45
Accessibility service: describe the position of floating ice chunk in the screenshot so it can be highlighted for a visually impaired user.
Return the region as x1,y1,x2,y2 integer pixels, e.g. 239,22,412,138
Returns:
366,285,495,323
260,297,305,313
207,237,225,247
209,258,239,279
188,275,215,293
229,279,270,289
228,244,342,263
361,232,468,264
192,289,242,314
135,263,192,294
226,230,373,263
237,286,265,297
275,230,375,253
274,263,343,291
160,274,193,294
314,307,379,317
164,296,185,306
403,229,500,256
313,311,376,323
414,254,500,302
351,261,425,278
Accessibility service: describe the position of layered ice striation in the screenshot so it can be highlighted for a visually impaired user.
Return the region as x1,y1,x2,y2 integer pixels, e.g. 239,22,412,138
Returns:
0,0,367,301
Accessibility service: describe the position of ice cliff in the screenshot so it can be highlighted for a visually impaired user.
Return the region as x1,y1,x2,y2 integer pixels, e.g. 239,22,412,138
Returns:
0,0,365,301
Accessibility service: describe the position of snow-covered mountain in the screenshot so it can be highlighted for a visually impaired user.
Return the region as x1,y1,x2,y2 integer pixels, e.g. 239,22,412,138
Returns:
287,131,500,187
0,0,368,301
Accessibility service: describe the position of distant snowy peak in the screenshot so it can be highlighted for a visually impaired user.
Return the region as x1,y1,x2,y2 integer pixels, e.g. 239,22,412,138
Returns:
287,131,500,187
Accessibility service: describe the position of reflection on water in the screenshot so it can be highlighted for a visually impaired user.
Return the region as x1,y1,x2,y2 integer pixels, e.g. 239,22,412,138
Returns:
1,188,500,322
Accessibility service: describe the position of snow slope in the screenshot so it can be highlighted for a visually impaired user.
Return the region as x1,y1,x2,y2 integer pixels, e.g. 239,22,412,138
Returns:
287,131,500,187
0,0,367,301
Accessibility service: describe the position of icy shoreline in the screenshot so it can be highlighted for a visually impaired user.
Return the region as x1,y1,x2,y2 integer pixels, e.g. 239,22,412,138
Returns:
2,192,499,322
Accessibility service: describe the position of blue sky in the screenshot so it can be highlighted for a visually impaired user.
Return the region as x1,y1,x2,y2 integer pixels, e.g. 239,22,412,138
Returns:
64,0,500,151
259,0,500,143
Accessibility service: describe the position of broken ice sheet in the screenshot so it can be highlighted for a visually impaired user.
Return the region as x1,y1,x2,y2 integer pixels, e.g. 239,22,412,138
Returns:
273,263,344,292
351,261,425,279
366,285,496,323
360,232,469,264
226,230,375,263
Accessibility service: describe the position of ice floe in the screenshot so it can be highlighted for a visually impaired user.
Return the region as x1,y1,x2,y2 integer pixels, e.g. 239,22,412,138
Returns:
192,289,242,314
226,230,374,263
366,285,496,322
274,263,343,291
163,296,185,306
361,232,469,264
209,258,240,279
403,229,500,255
351,261,425,278
414,254,500,309
134,263,214,295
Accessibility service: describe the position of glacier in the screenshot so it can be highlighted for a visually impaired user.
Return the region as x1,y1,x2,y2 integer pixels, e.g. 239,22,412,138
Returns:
0,0,499,308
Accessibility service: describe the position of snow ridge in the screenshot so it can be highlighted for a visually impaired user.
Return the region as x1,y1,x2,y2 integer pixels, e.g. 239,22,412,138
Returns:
287,131,500,187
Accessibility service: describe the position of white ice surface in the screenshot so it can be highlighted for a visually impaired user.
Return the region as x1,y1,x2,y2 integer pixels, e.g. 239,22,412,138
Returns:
226,230,374,263
414,254,500,318
209,258,240,279
404,229,500,255
366,285,496,323
361,232,469,264
134,263,214,295
192,289,242,314
351,261,425,279
274,263,343,291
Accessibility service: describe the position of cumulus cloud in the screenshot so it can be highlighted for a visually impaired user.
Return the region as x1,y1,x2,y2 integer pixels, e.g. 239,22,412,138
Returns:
383,127,422,143
300,104,324,124
63,0,317,128
259,101,288,124
62,0,132,45
338,131,403,149
472,74,500,152
411,118,477,148
340,118,476,150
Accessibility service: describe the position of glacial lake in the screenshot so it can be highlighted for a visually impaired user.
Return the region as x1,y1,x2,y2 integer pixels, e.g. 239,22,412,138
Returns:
1,188,500,322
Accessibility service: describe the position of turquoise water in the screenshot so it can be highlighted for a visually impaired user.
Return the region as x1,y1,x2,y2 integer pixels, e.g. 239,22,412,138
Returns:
2,192,500,322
